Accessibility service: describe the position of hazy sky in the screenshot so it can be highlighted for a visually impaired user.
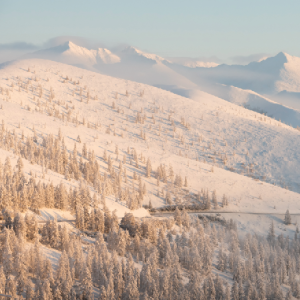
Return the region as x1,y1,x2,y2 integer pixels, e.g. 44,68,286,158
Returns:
0,0,299,60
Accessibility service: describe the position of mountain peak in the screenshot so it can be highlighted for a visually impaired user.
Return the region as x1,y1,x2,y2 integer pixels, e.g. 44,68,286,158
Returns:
41,40,83,54
63,40,76,48
60,40,84,52
246,51,289,69
275,51,289,59
272,51,297,63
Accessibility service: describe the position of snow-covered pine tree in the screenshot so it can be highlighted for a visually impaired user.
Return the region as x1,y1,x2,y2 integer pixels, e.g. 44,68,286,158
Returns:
267,221,275,244
212,190,218,209
284,210,292,225
174,207,182,227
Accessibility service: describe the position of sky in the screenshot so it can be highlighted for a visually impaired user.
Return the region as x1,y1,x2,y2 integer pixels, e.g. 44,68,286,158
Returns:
0,0,300,63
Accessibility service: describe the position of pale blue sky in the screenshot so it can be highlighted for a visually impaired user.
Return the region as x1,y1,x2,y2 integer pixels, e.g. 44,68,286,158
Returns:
0,0,299,60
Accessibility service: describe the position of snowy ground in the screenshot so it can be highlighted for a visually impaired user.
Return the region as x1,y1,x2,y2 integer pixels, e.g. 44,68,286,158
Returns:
199,212,300,238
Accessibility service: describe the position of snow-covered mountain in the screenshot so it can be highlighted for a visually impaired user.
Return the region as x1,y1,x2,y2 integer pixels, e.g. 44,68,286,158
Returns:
25,42,300,127
165,52,300,119
25,41,121,67
25,43,300,97
1,57,300,200
0,56,300,299
171,52,300,96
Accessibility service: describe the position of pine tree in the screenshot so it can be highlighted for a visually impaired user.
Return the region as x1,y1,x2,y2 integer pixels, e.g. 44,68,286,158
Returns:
69,288,77,300
104,208,112,233
30,189,40,213
57,183,68,210
13,213,26,239
284,210,292,225
224,283,231,300
272,273,283,300
82,143,87,158
61,225,70,252
215,274,224,300
286,289,293,300
5,276,17,298
205,189,211,210
53,284,63,300
2,233,13,276
25,281,35,300
238,280,245,300
41,279,53,300
181,208,190,229
0,266,6,295
99,285,107,299
123,275,139,300
107,230,118,251
95,209,105,233
217,247,225,272
15,253,27,296
184,176,188,187
56,251,69,284
25,214,38,241
174,207,182,226
146,158,152,178
17,157,24,173
257,275,266,300
106,271,115,299
188,271,202,300
231,280,239,300
166,191,172,205
267,221,275,243
76,205,84,231
294,282,300,299
212,190,218,209
81,264,94,300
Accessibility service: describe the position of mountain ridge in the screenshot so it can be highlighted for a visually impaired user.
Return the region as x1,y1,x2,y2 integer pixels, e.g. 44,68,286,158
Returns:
19,41,300,124
25,41,121,66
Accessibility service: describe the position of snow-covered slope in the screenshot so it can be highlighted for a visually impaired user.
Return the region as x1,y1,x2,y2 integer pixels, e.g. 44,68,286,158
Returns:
186,81,300,128
0,58,300,215
115,46,167,63
273,90,300,110
25,42,300,127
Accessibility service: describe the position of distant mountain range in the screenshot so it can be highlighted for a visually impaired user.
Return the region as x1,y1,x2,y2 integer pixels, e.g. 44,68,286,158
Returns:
169,51,300,95
22,41,300,123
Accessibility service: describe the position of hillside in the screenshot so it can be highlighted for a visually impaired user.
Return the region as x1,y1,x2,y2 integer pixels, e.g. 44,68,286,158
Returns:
187,81,300,128
24,42,300,129
1,58,300,209
0,57,299,299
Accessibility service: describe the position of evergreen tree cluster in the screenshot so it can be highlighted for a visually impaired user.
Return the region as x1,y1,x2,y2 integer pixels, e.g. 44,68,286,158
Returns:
0,188,299,299
0,121,208,212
